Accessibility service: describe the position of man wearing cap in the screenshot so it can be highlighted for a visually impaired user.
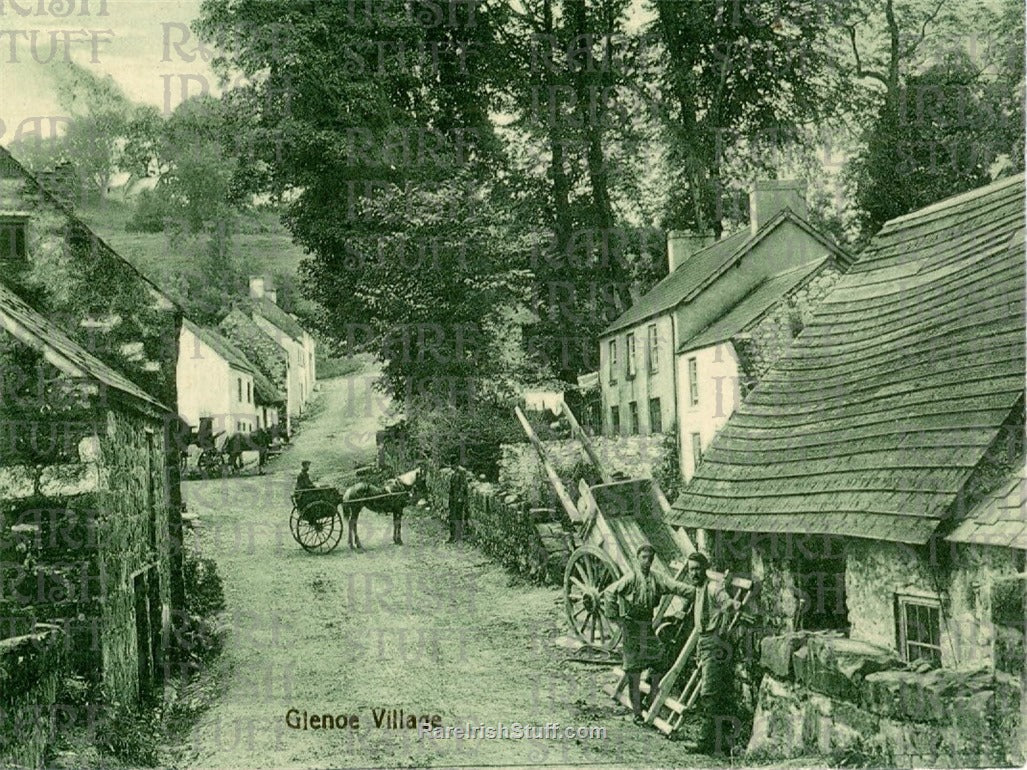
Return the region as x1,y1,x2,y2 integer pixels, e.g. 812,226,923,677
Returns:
680,551,743,755
295,461,315,494
603,543,695,725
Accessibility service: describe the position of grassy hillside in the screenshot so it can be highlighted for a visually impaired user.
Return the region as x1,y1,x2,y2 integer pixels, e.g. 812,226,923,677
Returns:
78,198,309,280
77,198,317,318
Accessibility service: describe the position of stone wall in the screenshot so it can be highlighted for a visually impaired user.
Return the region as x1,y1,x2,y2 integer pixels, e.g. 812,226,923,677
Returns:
739,264,843,381
846,539,1022,670
1,406,172,707
423,466,565,585
749,631,1023,767
498,435,670,508
0,625,67,769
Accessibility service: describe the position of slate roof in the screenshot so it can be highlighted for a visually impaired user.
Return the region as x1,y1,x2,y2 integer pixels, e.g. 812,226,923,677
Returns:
184,319,253,374
246,297,307,343
678,258,828,354
0,281,168,413
219,309,289,388
669,176,1027,545
603,212,848,336
947,461,1027,550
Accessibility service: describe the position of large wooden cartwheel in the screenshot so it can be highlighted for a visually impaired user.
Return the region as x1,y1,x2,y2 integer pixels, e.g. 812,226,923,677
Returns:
289,499,343,554
563,545,622,651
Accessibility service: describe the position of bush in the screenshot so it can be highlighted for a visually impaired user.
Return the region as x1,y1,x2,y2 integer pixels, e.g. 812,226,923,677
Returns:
409,399,522,479
125,189,169,233
183,554,225,617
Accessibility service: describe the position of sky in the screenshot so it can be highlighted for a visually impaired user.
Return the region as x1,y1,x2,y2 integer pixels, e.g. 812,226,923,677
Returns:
0,0,216,145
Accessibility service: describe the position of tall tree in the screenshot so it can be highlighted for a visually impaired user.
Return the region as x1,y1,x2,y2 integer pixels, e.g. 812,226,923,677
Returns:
196,0,523,402
842,0,1024,237
646,0,845,235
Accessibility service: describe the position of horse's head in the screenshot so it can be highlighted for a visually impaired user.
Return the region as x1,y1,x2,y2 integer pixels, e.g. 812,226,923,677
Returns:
389,468,422,500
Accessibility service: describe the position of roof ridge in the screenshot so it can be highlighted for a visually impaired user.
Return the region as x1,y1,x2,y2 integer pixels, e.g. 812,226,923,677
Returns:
882,175,1025,231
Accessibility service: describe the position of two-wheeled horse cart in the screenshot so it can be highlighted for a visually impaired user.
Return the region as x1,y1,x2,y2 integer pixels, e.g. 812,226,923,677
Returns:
514,405,756,737
289,484,408,554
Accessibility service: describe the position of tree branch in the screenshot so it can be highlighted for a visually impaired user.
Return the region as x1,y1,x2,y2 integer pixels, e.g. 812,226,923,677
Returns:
904,0,948,60
847,24,889,87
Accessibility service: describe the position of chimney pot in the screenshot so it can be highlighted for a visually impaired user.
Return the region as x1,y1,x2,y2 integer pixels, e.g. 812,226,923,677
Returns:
749,179,807,235
667,231,716,273
249,276,265,300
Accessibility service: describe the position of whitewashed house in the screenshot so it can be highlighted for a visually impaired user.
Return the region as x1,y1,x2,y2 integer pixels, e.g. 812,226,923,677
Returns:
177,319,258,437
245,276,316,422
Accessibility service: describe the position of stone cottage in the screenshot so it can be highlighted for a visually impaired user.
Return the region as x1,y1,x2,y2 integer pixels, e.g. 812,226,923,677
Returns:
243,276,316,423
0,146,186,626
0,281,175,707
220,308,290,435
669,177,1026,765
598,181,851,467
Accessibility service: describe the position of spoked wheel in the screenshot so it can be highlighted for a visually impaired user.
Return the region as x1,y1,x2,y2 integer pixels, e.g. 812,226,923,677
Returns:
290,501,343,553
563,545,622,651
198,449,224,477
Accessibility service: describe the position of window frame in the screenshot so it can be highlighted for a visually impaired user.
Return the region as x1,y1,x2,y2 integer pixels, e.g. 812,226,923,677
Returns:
625,333,637,379
0,215,28,263
687,357,699,406
610,405,621,436
895,594,943,666
647,324,659,374
691,432,703,470
628,401,639,435
608,340,618,384
237,377,243,402
649,397,662,434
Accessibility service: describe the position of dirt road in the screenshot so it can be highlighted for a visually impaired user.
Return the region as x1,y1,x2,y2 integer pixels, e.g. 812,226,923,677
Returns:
173,372,719,769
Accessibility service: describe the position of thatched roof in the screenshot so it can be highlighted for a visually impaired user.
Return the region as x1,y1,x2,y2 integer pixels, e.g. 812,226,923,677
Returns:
669,176,1026,545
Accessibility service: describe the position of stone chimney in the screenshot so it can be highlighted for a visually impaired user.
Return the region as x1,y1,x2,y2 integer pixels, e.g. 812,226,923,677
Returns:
749,179,807,236
250,275,278,303
667,231,717,273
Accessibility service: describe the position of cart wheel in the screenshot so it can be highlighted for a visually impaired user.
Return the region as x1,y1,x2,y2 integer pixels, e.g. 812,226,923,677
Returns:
198,449,224,477
564,545,622,651
291,501,342,554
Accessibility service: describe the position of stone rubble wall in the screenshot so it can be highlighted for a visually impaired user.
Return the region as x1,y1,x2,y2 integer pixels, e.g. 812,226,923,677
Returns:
748,630,1024,767
0,625,67,769
498,435,669,508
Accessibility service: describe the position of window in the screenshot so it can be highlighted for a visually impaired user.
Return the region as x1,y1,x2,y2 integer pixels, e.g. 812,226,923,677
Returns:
237,378,243,401
896,595,942,666
649,398,663,433
647,324,659,373
626,333,636,378
610,405,621,435
688,357,699,406
628,401,639,434
691,432,703,469
608,340,618,384
0,216,27,262
246,381,252,403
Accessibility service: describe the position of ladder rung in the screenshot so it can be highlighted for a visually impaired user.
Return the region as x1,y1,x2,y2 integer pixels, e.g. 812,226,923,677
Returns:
653,716,674,734
662,696,684,715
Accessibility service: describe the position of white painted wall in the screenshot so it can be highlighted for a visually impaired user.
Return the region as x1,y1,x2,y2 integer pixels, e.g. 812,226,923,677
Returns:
676,341,743,481
599,313,676,438
177,325,258,436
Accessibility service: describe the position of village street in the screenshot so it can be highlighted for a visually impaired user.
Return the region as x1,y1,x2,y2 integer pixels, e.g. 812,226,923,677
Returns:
169,371,717,769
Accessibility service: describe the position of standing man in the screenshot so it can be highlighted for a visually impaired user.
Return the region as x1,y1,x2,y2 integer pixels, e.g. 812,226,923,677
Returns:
447,466,468,543
603,544,696,725
679,551,743,756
